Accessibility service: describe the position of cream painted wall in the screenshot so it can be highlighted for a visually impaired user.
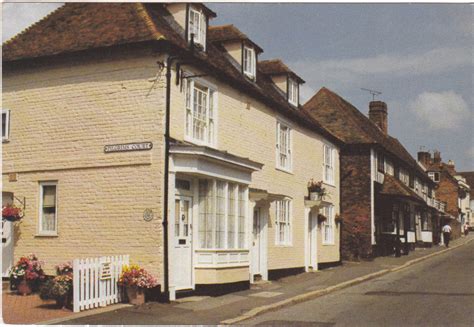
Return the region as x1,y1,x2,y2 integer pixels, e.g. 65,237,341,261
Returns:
169,66,340,268
223,41,243,66
2,51,167,279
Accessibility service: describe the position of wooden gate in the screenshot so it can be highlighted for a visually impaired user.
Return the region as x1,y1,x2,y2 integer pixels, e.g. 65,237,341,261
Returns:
73,255,129,312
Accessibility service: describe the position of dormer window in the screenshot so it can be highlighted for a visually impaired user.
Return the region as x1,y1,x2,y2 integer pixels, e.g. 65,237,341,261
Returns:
188,7,206,49
243,46,256,79
288,78,299,106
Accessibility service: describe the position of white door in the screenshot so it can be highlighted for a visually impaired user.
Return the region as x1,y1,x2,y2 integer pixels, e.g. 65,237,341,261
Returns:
251,207,262,277
173,196,193,290
2,220,14,277
308,212,318,269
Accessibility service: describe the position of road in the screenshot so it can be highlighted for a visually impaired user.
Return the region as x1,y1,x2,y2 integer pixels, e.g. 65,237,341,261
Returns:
247,241,474,326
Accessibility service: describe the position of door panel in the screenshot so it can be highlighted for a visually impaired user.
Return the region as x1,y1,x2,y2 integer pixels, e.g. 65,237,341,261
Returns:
173,196,193,290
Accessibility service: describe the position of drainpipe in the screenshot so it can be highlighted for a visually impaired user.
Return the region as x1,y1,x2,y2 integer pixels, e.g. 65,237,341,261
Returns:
163,53,179,302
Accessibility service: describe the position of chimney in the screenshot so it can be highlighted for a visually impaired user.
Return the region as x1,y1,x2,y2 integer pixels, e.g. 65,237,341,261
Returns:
369,101,388,134
445,160,456,175
417,151,431,165
433,150,441,164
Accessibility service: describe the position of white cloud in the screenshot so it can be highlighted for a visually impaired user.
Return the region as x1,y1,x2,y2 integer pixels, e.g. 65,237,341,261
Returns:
290,47,471,92
408,91,469,130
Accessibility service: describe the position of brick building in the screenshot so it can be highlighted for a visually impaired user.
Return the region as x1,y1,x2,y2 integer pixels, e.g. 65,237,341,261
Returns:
304,88,445,259
2,3,343,300
418,151,471,239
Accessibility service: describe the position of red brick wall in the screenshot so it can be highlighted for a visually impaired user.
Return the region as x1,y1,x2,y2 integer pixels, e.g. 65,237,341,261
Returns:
436,171,461,239
340,146,373,260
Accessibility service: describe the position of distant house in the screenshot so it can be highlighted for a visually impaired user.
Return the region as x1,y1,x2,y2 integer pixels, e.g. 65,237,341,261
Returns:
418,152,472,238
304,88,444,259
458,171,474,229
2,2,343,300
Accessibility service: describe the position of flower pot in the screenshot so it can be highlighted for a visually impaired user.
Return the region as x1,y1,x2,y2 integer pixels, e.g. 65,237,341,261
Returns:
126,286,145,305
55,293,71,310
309,192,322,201
17,280,32,296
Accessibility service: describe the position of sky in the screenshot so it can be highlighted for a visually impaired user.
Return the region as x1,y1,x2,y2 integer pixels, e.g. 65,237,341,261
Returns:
2,2,473,171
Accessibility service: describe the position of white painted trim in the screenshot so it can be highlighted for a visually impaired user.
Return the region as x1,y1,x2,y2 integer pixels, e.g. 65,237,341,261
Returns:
38,181,58,236
2,109,10,142
370,148,376,245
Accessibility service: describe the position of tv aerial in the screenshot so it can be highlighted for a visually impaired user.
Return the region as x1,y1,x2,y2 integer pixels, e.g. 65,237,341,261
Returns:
361,88,382,101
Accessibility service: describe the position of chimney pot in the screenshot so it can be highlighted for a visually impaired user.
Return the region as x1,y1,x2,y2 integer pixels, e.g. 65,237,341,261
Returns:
417,151,431,165
433,150,441,164
369,101,388,134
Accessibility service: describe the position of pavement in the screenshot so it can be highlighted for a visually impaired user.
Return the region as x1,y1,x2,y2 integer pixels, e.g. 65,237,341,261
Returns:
56,234,473,325
246,238,474,326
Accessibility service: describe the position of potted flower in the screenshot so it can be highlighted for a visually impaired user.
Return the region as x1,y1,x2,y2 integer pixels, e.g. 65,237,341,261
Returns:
118,264,158,305
39,262,74,309
317,213,327,224
10,254,45,295
307,179,327,200
40,275,73,309
2,204,23,222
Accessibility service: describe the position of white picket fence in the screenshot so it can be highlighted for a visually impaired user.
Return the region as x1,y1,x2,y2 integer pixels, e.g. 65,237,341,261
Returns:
73,255,129,312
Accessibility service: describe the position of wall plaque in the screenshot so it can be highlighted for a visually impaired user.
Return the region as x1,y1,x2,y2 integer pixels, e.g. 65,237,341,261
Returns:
104,142,153,153
143,209,154,222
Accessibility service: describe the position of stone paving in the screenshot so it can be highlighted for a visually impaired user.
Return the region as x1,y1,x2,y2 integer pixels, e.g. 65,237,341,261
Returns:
1,285,73,324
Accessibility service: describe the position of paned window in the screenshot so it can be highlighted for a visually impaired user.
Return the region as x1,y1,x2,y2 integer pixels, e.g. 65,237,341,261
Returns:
243,46,256,78
377,153,384,172
188,8,206,49
275,199,291,245
198,179,247,249
276,122,292,171
2,110,10,141
428,172,440,182
323,144,335,184
39,182,57,235
322,205,335,244
185,78,216,146
288,79,299,106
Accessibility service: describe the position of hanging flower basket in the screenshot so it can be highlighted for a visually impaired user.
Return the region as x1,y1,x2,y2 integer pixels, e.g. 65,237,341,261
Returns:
335,214,343,224
317,214,327,224
2,204,23,222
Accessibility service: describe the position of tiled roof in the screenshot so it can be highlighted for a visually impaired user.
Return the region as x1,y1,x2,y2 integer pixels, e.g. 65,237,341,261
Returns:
3,3,163,62
380,174,425,204
303,87,432,183
208,25,263,53
2,3,341,147
259,59,305,83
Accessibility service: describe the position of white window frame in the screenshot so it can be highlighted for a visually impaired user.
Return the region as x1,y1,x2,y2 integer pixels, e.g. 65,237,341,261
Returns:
276,121,292,172
428,172,440,182
2,109,10,142
184,76,217,147
198,179,248,250
243,46,256,79
38,181,58,236
322,205,335,245
288,78,299,106
323,144,335,185
275,199,292,246
188,7,206,50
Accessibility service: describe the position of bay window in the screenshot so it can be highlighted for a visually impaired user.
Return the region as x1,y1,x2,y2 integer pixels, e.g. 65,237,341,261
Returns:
322,205,334,244
198,179,247,249
185,78,216,146
275,199,292,245
276,122,292,171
